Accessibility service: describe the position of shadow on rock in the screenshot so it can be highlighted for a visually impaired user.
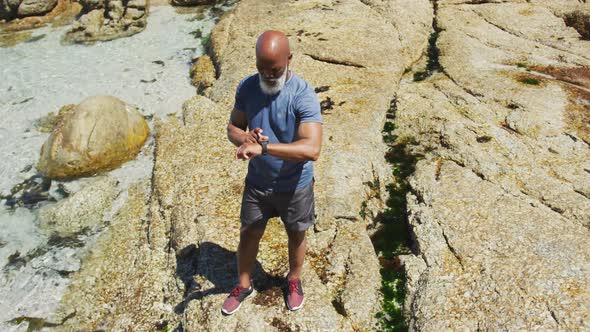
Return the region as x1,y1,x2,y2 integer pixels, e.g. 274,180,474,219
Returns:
174,241,286,314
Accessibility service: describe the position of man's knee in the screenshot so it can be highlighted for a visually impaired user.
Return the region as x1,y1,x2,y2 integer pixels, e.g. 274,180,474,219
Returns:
240,224,266,241
286,229,306,242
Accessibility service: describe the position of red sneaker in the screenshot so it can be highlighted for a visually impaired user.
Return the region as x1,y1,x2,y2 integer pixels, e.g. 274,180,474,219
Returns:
221,284,254,315
286,277,305,311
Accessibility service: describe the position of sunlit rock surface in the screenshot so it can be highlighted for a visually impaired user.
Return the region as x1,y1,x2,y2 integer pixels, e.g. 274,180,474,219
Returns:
37,95,150,179
398,1,590,330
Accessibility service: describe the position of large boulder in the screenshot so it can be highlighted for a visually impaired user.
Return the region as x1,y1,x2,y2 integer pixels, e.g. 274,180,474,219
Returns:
54,180,182,331
37,95,150,179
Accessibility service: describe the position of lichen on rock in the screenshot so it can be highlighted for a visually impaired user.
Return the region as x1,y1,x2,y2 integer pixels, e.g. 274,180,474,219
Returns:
190,55,216,96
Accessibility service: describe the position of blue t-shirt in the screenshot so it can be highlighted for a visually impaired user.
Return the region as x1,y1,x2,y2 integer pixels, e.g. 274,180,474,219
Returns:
234,72,323,192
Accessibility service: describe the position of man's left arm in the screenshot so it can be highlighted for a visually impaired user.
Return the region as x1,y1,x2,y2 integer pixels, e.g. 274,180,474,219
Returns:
236,122,322,161
269,122,323,161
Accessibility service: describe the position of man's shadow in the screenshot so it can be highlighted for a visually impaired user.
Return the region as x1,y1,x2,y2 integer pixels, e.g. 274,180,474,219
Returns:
174,241,286,314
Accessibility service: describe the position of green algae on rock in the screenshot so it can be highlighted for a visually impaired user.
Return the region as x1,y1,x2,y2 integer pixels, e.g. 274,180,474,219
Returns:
372,99,424,331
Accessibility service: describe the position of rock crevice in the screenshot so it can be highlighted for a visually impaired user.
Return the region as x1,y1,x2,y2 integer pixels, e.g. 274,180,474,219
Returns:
399,1,590,330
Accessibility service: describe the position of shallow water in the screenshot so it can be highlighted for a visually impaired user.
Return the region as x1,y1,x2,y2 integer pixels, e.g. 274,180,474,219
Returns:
0,5,215,196
0,4,224,330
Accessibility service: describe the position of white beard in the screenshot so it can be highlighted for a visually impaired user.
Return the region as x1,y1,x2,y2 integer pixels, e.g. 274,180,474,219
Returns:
259,67,288,95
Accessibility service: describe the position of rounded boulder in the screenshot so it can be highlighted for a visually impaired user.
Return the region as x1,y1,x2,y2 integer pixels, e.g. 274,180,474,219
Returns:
37,95,149,179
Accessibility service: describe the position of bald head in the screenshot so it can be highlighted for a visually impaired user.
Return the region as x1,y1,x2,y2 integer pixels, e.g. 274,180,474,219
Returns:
255,30,292,81
256,30,290,59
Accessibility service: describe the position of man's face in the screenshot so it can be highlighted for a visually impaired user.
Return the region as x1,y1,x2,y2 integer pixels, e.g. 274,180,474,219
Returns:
256,54,291,95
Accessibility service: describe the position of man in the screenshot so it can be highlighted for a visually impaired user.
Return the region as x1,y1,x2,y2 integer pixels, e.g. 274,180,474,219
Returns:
222,30,323,315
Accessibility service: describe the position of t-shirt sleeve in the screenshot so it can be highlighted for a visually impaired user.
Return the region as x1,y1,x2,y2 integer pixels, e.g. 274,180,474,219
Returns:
233,79,246,112
295,84,323,124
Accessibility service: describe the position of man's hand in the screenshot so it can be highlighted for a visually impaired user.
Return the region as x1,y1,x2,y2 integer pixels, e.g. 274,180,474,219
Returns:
227,108,270,147
243,128,269,144
236,142,263,160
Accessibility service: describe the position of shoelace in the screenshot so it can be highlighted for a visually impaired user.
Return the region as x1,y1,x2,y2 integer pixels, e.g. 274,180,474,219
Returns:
230,286,244,297
288,279,300,294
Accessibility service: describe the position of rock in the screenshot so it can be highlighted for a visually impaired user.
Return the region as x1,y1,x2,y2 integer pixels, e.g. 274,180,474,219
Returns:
63,0,148,44
106,0,123,20
0,0,75,28
170,0,213,7
0,0,22,20
37,95,150,179
394,1,590,329
190,55,215,96
127,0,145,9
33,104,75,133
358,0,433,70
562,11,590,40
0,0,81,32
153,0,432,330
55,180,183,331
71,8,103,35
16,0,57,16
403,159,590,331
50,0,433,330
124,7,143,20
37,176,119,236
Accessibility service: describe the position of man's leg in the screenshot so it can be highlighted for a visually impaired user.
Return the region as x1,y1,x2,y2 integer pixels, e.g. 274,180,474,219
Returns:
277,180,314,310
237,225,266,288
286,229,306,280
222,184,270,315
284,227,308,311
281,180,315,280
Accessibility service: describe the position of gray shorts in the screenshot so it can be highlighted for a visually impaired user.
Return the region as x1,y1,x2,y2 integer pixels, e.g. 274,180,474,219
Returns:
240,179,316,232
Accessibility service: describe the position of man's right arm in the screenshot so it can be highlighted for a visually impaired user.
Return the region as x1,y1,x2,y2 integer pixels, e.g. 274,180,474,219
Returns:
228,108,269,147
227,108,251,147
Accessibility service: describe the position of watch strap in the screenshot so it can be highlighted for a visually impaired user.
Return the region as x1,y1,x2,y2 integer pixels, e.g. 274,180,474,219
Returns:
260,140,268,155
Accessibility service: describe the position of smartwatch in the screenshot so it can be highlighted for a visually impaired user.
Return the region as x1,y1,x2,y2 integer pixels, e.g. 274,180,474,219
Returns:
259,140,268,155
